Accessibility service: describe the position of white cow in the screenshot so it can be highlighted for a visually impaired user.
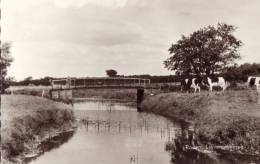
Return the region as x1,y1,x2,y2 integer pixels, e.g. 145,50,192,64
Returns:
204,77,227,92
257,79,260,92
191,78,202,93
247,76,260,92
247,76,255,88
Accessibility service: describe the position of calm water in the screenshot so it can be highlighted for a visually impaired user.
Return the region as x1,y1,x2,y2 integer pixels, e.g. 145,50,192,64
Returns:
29,100,260,164
30,100,180,164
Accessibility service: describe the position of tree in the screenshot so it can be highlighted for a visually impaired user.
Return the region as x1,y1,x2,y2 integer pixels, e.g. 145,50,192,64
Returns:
21,76,33,86
164,23,242,76
106,69,117,77
1,42,13,93
223,63,260,82
24,76,33,82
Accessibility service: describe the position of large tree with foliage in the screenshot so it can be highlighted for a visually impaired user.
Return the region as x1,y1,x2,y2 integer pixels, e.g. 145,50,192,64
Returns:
1,42,13,93
164,23,242,76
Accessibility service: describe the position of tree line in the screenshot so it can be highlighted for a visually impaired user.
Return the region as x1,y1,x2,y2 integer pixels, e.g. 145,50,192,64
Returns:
9,62,260,86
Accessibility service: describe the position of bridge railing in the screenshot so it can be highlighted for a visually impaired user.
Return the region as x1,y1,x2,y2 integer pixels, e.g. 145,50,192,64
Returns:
51,77,151,89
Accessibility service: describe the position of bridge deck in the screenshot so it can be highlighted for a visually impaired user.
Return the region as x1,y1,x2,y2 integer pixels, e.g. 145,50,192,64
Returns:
50,77,154,91
50,85,158,91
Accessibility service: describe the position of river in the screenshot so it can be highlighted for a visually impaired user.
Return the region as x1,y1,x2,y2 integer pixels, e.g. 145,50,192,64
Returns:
30,100,180,164
30,100,260,164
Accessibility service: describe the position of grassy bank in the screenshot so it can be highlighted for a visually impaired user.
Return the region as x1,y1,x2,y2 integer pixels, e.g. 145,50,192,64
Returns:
7,86,154,102
6,86,51,98
1,95,75,163
73,88,156,101
141,90,260,156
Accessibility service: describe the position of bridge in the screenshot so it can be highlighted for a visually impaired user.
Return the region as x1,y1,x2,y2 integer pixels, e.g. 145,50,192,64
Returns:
50,77,151,90
49,77,152,111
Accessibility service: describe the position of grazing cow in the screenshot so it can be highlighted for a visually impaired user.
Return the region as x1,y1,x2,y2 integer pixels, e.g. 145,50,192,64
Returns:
191,78,203,93
181,77,202,93
247,76,260,92
247,76,256,88
180,78,191,92
203,76,227,92
257,78,260,92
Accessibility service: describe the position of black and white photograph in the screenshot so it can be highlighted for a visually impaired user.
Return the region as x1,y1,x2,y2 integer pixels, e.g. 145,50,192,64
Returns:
1,0,260,163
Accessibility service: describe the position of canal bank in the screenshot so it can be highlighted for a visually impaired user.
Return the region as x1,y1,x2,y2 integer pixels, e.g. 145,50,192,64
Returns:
1,95,75,163
141,90,260,159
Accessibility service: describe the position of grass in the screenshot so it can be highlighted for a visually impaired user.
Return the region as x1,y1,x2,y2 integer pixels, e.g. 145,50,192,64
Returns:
1,95,75,163
73,88,154,101
141,90,260,156
6,86,155,102
6,86,51,98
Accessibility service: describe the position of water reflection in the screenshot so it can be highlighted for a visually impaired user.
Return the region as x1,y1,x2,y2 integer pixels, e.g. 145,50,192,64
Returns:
26,131,74,163
78,114,176,139
166,124,260,164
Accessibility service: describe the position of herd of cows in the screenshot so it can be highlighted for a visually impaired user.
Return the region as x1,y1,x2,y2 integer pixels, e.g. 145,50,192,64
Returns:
180,76,260,92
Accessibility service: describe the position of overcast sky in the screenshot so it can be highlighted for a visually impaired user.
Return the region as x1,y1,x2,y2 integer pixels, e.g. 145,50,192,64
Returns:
2,0,260,80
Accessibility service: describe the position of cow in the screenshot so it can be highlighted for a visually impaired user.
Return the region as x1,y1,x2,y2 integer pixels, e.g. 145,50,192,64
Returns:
180,78,191,92
181,77,202,93
203,76,227,92
257,78,260,92
247,76,260,92
191,78,203,93
247,76,256,88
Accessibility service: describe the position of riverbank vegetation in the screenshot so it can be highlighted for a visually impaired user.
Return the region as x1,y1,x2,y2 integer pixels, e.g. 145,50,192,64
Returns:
73,88,137,101
1,95,75,163
141,90,260,156
73,88,158,102
0,42,13,93
6,86,51,98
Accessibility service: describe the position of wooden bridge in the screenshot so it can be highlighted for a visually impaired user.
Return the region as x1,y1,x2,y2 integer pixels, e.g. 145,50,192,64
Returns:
49,77,152,111
51,77,151,90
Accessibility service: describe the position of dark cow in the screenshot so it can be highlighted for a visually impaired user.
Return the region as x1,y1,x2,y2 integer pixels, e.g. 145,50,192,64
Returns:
202,76,227,92
247,76,256,88
180,78,192,92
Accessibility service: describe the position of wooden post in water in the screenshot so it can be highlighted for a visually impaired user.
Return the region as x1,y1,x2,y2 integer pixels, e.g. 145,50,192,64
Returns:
137,88,144,112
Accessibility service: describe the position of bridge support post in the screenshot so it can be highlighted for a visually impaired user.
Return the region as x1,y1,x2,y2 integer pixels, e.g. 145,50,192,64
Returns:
49,89,73,104
137,88,144,112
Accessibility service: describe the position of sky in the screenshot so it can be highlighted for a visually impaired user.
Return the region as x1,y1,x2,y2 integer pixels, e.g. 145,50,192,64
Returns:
2,0,260,80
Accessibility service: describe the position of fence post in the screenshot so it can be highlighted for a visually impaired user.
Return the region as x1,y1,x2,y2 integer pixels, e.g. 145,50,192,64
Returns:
137,88,144,112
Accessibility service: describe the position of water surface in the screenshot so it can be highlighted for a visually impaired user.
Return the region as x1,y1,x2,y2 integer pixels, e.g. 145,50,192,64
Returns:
31,100,179,164
29,100,260,164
